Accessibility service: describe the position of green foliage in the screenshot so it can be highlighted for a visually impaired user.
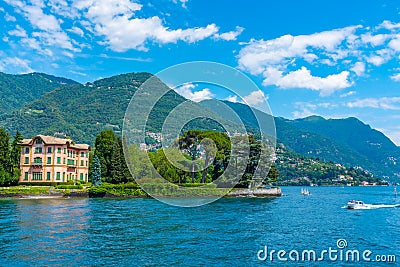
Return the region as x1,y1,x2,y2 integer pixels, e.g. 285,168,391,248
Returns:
95,130,117,178
274,143,381,186
0,128,20,186
0,72,78,114
88,182,144,197
10,131,22,175
0,186,50,195
55,184,83,189
109,137,133,183
91,155,102,186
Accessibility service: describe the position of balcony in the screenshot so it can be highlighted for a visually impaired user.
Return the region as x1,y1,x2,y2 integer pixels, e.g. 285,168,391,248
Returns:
31,162,43,168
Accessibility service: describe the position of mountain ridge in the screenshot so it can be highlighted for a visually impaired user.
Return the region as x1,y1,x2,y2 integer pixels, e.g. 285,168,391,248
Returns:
0,71,398,180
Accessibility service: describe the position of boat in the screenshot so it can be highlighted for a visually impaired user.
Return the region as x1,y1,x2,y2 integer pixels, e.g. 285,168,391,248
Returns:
301,188,311,196
347,200,368,209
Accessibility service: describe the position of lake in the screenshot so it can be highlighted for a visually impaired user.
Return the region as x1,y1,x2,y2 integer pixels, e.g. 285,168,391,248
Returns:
0,186,399,266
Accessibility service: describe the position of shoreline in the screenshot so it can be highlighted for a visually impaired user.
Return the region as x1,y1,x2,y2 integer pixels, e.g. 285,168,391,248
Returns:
0,187,283,199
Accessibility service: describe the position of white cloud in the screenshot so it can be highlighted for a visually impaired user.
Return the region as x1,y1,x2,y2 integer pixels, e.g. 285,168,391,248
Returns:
73,0,225,52
0,57,33,73
4,13,16,22
2,0,238,61
263,66,351,96
237,21,400,95
8,25,27,37
379,20,400,31
340,91,356,98
346,97,400,110
351,62,365,76
238,26,360,76
224,95,239,103
214,26,244,41
292,101,337,118
243,90,266,105
390,73,400,82
172,0,189,8
174,83,215,102
68,26,85,37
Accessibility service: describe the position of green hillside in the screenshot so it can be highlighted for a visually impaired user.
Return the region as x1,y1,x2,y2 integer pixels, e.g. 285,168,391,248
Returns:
0,72,78,114
201,100,400,180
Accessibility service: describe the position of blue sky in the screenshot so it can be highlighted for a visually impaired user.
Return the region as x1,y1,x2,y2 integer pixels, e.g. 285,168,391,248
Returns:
1,0,400,145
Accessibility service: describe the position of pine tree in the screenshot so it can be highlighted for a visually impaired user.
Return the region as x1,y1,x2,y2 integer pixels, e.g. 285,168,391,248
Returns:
110,138,133,184
92,155,102,186
110,138,124,183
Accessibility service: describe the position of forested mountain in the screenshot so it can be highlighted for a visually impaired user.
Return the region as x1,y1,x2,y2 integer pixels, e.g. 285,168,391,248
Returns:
0,71,398,181
0,72,236,144
201,100,400,180
0,72,78,114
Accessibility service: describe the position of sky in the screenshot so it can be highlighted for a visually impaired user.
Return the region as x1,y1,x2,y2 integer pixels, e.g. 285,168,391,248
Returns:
1,0,400,145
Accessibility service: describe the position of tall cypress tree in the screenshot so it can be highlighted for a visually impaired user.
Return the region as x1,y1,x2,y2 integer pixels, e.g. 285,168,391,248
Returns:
110,137,133,184
92,155,102,186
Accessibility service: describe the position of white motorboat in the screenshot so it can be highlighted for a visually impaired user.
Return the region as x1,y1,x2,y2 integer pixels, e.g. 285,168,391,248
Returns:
347,200,369,209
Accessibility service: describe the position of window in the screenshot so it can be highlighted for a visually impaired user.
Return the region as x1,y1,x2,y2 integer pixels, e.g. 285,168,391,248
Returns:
25,148,29,154
62,172,65,181
57,147,61,153
64,148,66,154
63,158,66,164
47,157,51,164
80,160,84,166
56,172,61,180
24,172,29,180
80,173,83,181
47,147,52,153
86,161,88,167
34,157,42,163
35,139,42,144
32,172,42,180
34,147,42,153
46,172,51,181
81,152,85,157
57,157,61,164
24,157,29,164
85,174,88,181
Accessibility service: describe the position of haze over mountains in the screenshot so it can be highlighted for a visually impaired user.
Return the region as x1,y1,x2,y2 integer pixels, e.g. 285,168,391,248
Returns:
0,71,399,180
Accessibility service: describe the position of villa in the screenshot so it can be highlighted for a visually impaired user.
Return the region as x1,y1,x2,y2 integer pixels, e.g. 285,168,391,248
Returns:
19,135,91,183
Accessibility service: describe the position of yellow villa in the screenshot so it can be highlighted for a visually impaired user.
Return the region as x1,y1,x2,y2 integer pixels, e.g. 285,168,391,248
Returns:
20,135,91,183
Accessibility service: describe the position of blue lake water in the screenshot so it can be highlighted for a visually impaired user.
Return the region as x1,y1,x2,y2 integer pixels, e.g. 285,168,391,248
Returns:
0,186,399,266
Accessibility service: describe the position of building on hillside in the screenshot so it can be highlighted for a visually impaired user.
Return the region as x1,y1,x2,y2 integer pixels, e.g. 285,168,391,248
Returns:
19,135,91,183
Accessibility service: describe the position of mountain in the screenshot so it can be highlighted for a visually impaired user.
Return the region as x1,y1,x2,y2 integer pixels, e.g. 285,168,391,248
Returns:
0,72,236,144
0,71,398,180
290,116,400,172
0,72,79,114
200,100,400,180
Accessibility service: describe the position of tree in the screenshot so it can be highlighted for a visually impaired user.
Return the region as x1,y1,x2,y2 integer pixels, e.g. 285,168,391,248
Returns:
0,129,10,171
179,132,200,183
10,131,22,174
109,137,133,184
92,155,102,186
94,130,117,179
265,164,279,185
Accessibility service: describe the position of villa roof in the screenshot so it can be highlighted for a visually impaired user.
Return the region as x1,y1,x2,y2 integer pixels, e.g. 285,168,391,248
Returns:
20,135,91,150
